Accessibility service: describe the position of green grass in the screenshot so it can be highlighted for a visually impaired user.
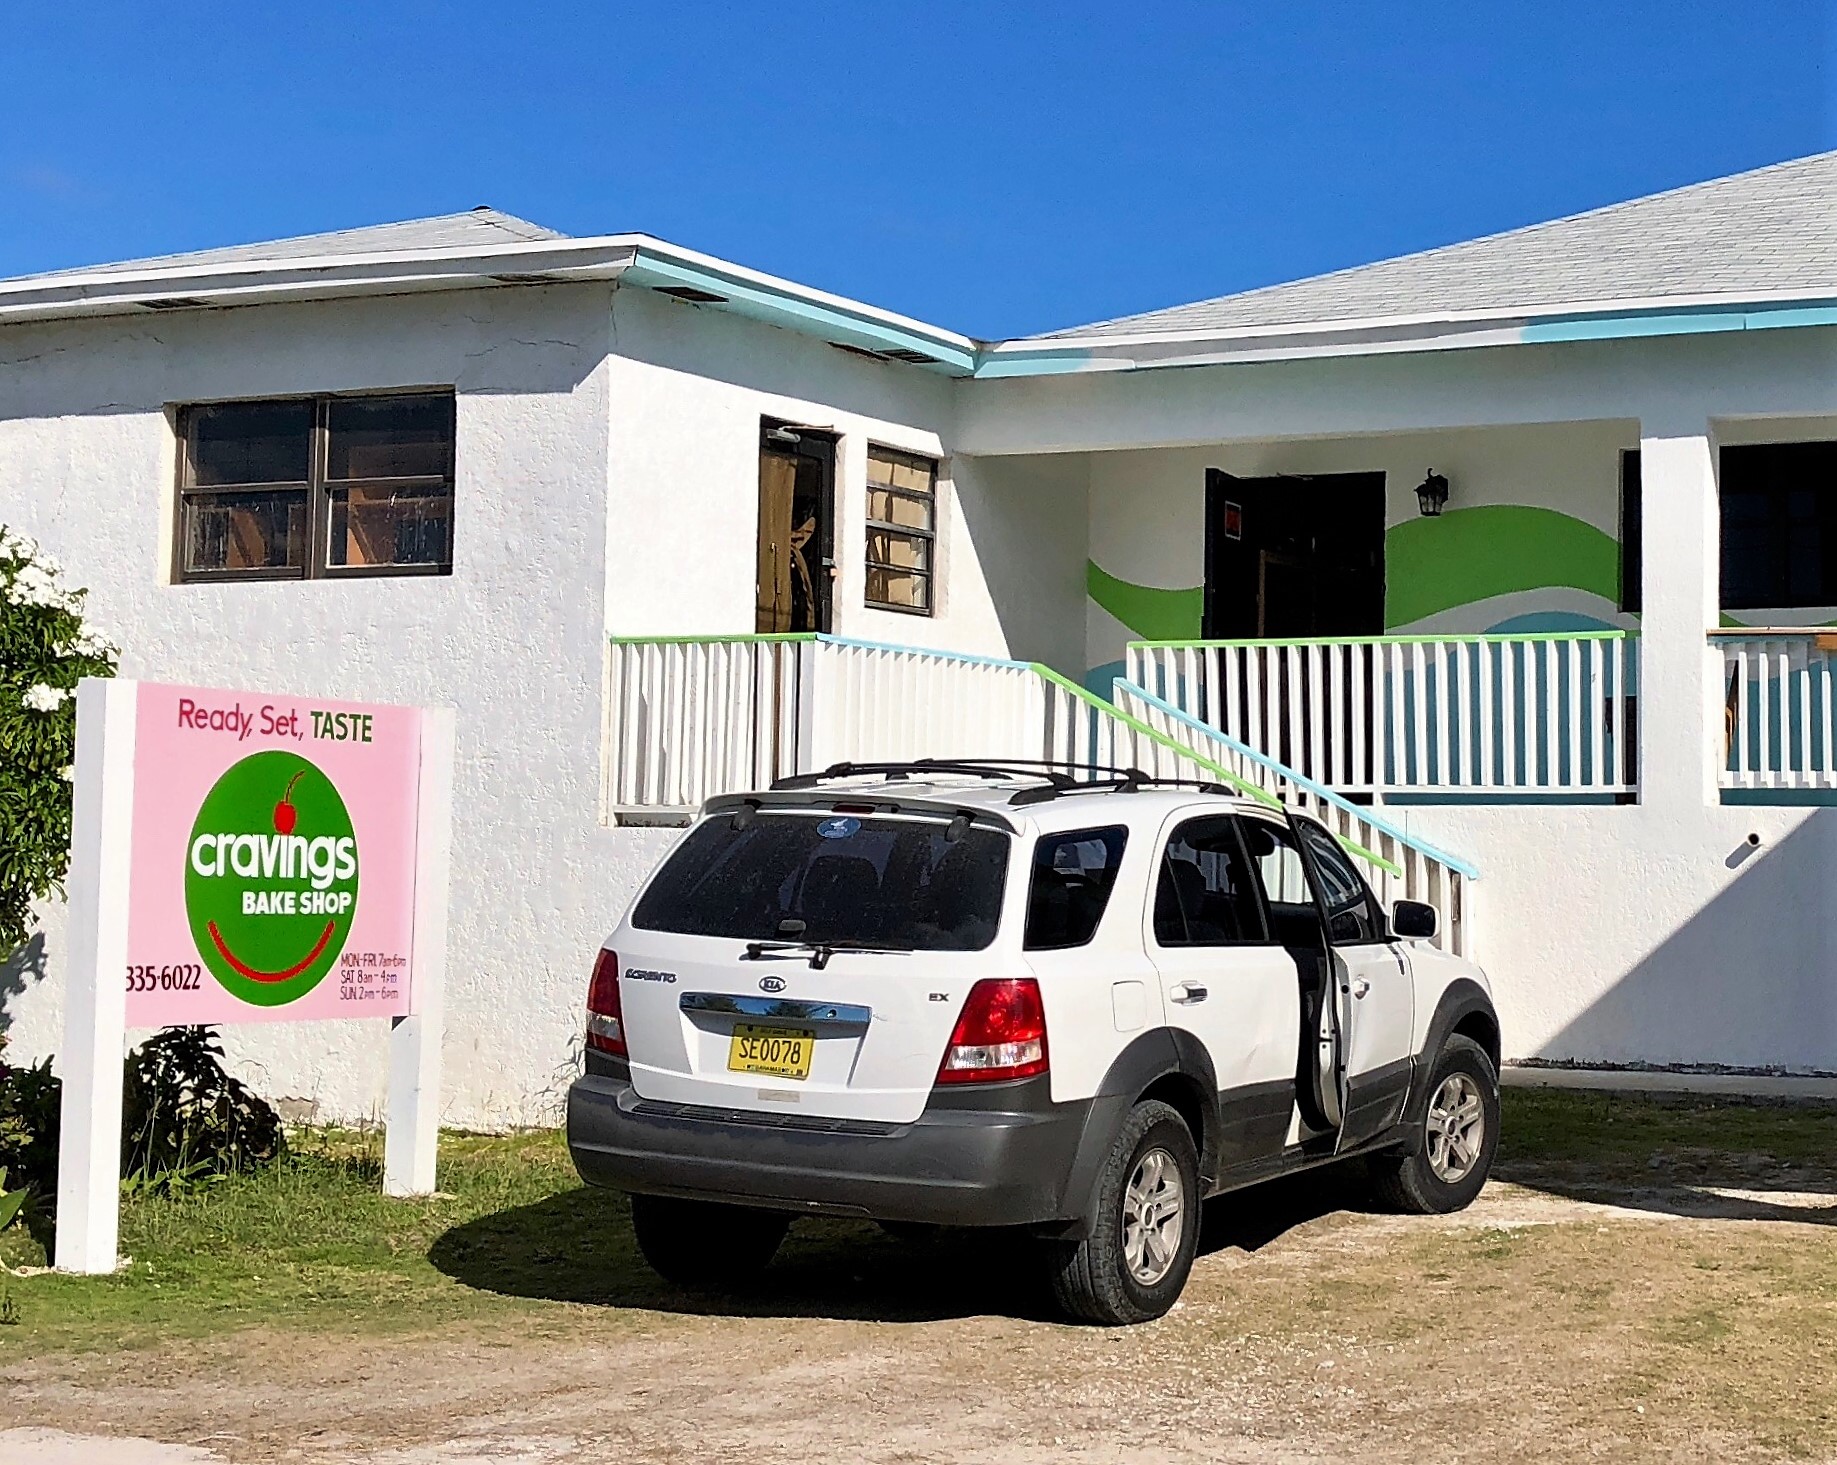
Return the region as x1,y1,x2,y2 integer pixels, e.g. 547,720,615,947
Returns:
1498,1086,1837,1174
0,1128,645,1353
2,1088,1834,1359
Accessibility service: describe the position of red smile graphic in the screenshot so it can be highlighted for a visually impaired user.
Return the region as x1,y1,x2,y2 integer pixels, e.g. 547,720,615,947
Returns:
205,918,338,983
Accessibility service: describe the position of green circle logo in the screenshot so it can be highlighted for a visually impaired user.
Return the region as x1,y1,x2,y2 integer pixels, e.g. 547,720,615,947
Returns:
184,751,360,1007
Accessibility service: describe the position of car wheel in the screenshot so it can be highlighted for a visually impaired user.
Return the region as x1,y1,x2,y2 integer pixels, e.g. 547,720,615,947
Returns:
1045,1099,1201,1326
1368,1034,1499,1215
629,1194,791,1289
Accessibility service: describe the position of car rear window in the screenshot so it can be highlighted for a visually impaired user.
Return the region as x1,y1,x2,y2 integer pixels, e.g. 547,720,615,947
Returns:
631,811,1010,950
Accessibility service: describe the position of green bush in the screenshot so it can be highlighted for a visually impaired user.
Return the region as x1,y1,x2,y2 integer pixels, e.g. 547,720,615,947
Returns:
0,524,117,959
0,1026,285,1218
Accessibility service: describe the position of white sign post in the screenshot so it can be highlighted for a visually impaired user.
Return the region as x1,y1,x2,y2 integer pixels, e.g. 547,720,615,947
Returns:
55,679,454,1273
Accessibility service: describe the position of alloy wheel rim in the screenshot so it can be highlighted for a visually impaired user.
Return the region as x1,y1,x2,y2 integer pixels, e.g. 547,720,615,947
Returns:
1121,1146,1186,1286
1425,1072,1486,1183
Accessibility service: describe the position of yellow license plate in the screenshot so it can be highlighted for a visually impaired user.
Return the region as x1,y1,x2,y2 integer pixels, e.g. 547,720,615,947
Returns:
727,1023,817,1080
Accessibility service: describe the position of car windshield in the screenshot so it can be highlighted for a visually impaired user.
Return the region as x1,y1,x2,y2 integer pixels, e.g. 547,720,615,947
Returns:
631,811,1010,951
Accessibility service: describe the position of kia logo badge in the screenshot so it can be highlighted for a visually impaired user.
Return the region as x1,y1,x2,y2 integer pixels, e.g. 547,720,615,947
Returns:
758,975,787,994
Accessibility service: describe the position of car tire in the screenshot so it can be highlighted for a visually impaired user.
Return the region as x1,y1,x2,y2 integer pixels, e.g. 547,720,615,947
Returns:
1045,1100,1201,1326
629,1194,791,1290
1368,1034,1500,1215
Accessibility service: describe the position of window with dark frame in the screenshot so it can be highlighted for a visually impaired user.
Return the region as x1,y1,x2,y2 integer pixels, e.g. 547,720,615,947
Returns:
1619,448,1642,614
1718,441,1837,611
865,445,937,615
175,392,456,582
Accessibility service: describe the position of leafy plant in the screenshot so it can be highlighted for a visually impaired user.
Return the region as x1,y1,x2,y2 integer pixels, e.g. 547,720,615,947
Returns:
0,1034,60,1202
0,1167,24,1232
0,524,117,960
0,1024,285,1221
121,1027,286,1192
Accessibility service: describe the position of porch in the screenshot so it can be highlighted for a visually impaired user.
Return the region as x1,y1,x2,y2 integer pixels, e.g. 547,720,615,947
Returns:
603,632,1479,955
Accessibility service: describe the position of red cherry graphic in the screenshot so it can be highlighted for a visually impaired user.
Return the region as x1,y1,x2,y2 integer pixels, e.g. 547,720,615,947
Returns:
273,771,306,835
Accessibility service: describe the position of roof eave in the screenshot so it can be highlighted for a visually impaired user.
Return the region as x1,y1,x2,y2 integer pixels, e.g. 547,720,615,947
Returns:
0,231,983,376
981,286,1837,377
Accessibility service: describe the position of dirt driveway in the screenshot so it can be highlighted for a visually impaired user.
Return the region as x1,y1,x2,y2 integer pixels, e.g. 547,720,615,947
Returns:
7,1143,1837,1465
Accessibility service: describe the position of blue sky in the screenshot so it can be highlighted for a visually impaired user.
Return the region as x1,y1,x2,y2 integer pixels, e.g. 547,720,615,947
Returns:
4,3,1832,338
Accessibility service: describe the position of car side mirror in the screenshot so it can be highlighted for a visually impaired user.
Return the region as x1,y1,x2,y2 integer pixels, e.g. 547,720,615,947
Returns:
1392,899,1438,941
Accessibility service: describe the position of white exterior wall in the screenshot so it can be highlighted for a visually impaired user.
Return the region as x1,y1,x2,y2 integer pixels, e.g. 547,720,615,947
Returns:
984,326,1837,1073
1081,420,1637,672
1397,802,1837,1072
601,286,1071,662
0,281,1096,1124
0,285,658,1126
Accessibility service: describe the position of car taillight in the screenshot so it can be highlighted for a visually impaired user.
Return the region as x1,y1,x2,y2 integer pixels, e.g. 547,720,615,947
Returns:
937,978,1048,1084
586,948,625,1056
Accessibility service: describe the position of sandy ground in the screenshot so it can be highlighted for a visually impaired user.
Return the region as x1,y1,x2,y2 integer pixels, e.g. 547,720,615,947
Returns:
5,1168,1837,1465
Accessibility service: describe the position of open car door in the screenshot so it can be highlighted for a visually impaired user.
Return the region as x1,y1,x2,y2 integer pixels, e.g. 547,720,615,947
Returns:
1270,807,1351,1140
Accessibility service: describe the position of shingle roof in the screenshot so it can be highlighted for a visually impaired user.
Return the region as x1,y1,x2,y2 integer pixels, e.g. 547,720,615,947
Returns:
8,208,566,283
1028,150,1837,343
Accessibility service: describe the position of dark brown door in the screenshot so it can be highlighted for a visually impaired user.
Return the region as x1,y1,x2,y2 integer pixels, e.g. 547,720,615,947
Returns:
756,423,836,634
1204,469,1385,639
1203,470,1386,787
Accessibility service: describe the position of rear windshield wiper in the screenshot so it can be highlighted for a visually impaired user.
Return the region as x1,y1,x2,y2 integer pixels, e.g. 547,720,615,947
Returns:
740,939,912,970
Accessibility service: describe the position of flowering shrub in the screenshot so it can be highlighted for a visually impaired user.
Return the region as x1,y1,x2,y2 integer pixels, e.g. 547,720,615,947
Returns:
0,526,117,958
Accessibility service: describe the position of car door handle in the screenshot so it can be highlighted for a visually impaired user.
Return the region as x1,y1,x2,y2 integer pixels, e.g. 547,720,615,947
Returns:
1169,982,1209,1005
1351,978,1371,999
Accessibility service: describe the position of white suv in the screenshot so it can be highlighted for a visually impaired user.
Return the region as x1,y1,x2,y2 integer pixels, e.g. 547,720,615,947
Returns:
568,761,1500,1325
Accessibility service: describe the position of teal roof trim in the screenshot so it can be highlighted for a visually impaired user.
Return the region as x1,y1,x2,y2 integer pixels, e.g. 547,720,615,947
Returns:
1523,300,1837,344
625,250,978,375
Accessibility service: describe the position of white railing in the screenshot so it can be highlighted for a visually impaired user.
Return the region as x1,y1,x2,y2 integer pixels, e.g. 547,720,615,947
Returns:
1113,680,1477,957
605,636,808,815
804,637,1047,770
1127,633,1636,798
607,634,1050,817
1718,631,1837,789
604,633,1479,957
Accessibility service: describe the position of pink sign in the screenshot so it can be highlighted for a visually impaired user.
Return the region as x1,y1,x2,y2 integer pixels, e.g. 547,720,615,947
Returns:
123,682,426,1027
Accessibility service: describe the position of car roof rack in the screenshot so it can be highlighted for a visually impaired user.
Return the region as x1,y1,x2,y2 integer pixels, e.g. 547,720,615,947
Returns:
769,758,1247,806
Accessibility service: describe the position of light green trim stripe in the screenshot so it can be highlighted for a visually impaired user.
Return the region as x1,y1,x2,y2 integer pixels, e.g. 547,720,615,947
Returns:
1120,681,1475,878
1033,667,1401,877
1031,664,1278,809
1085,562,1204,640
609,632,816,645
1385,505,1620,628
1130,629,1634,650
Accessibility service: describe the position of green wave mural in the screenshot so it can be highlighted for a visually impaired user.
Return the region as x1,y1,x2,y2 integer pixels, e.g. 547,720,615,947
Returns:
1385,505,1619,627
1087,504,1622,639
1086,561,1204,640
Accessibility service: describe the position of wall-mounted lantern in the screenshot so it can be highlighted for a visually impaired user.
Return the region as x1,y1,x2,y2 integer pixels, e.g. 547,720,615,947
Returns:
1415,470,1450,517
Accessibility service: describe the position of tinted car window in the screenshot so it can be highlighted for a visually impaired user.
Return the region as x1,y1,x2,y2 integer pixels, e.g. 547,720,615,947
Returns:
1294,819,1384,945
1025,826,1128,950
1238,818,1325,948
632,813,1009,951
1153,816,1267,946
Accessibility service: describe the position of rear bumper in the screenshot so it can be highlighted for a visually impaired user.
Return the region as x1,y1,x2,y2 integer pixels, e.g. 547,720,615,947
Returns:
566,1068,1091,1228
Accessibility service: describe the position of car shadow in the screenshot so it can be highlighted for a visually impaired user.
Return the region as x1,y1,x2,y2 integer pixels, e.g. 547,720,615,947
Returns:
429,1168,1377,1324
1492,1155,1837,1226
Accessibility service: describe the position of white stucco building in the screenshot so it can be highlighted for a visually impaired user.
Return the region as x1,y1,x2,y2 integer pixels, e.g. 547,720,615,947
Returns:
5,151,1836,1123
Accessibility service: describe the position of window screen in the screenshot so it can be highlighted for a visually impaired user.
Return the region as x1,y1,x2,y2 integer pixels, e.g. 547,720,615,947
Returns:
1152,817,1267,946
865,446,937,615
1025,826,1128,950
